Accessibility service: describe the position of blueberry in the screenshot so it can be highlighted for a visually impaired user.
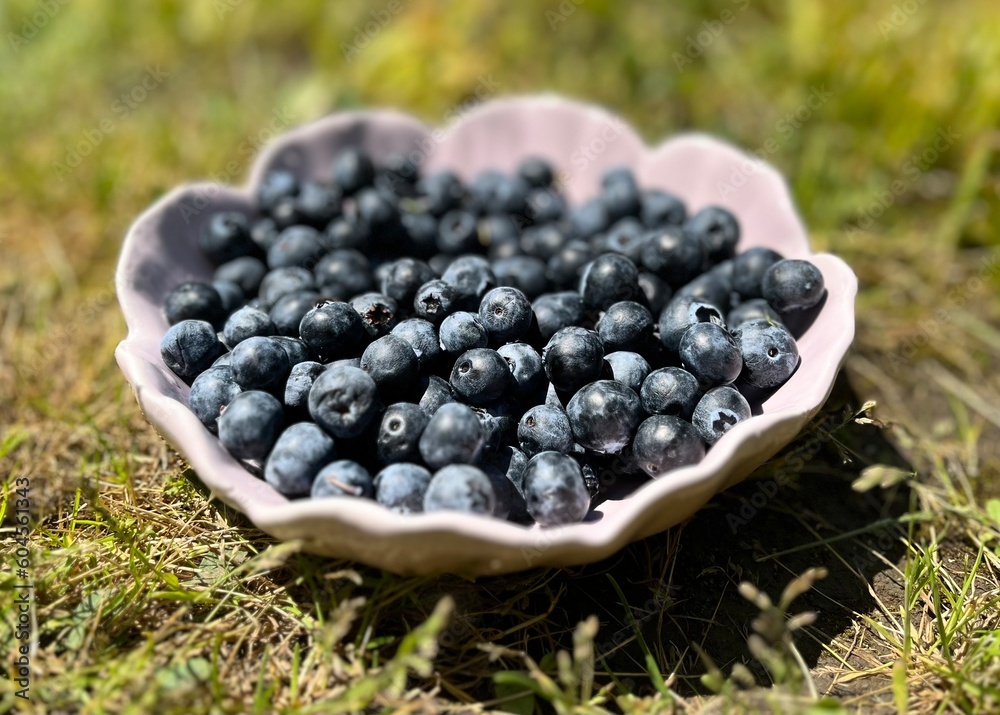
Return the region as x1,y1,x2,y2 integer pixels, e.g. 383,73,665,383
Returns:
692,385,751,445
439,311,489,354
579,253,640,310
597,301,653,353
250,218,280,253
377,152,420,194
218,390,285,462
637,271,672,315
732,319,800,389
220,307,271,349
267,225,325,270
543,326,604,394
449,348,511,405
517,404,574,457
377,403,430,465
258,267,315,309
351,291,399,339
357,188,401,238
480,215,522,256
441,255,496,311
199,211,255,265
526,188,566,223
333,148,376,195
522,451,591,527
483,445,529,496
392,318,442,369
380,258,436,307
640,226,706,288
418,375,454,414
230,336,291,391
212,280,244,314
161,319,226,381
601,217,648,264
640,189,686,228
324,215,369,251
568,197,609,239
437,210,480,254
214,256,268,297
566,380,644,454
658,295,725,353
299,300,368,362
360,335,419,399
731,247,783,299
293,181,341,228
496,342,546,400
314,249,373,299
374,463,432,514
308,365,380,439
489,174,531,215
601,166,641,221
283,360,326,414
727,299,784,329
419,402,485,469
417,170,465,215
517,157,555,188
265,422,337,496
473,398,520,450
257,171,299,213
685,206,740,263
761,259,825,311
188,365,241,432
272,336,316,367
632,415,706,478
531,292,584,342
413,279,458,324
479,461,514,519
491,256,549,299
269,290,319,337
520,224,566,260
311,460,374,499
400,211,439,258
640,367,701,419
212,351,232,367
478,286,533,344
546,240,593,290
164,282,227,328
424,465,497,515
675,270,734,311
604,351,650,393
678,322,742,388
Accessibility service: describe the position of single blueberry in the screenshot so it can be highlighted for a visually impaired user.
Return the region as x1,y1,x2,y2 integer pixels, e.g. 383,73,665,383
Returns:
222,306,274,349
161,319,226,381
604,351,650,393
417,170,465,215
601,167,642,222
380,258,436,307
542,326,604,394
218,390,285,462
497,342,546,400
419,402,485,469
257,171,299,213
546,240,593,290
392,318,442,369
640,226,706,289
199,211,255,265
449,348,513,405
658,295,725,353
374,463,433,514
531,292,585,342
637,271,672,315
632,415,706,478
230,335,291,392
491,256,549,299
265,422,337,497
323,215,369,251
283,360,326,414
423,465,497,515
440,255,497,311
525,187,566,224
212,279,244,314
761,259,826,311
520,223,567,260
311,460,374,499
579,253,640,310
299,300,369,362
164,282,227,328
678,322,742,388
517,404,574,457
518,157,555,188
418,375,454,415
360,335,420,400
350,292,399,340
597,301,653,353
437,210,480,254
640,367,701,419
377,403,430,465
267,225,325,270
731,247,783,299
308,365,380,439
478,286,533,344
413,279,458,324
188,365,241,433
601,217,649,264
333,148,376,195
692,385,751,445
439,311,489,355
314,249,373,299
258,266,315,309
214,256,267,299
566,380,644,454
568,197,610,239
522,451,591,527
293,180,341,228
675,270,734,312
269,290,320,337
640,189,687,228
732,318,800,389
685,206,740,264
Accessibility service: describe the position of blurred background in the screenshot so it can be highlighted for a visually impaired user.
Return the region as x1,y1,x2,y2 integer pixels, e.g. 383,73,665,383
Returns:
2,1,1000,712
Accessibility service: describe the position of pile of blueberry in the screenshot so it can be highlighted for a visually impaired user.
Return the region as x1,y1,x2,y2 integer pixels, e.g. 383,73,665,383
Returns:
159,148,825,527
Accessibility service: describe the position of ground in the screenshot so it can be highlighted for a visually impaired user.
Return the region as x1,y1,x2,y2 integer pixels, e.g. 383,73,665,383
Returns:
1,1,1000,713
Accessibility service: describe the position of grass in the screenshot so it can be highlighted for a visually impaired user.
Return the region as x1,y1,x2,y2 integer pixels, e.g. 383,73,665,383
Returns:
2,0,1000,712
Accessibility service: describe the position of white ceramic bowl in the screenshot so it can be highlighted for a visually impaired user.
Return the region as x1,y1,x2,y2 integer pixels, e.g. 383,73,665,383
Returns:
115,95,857,576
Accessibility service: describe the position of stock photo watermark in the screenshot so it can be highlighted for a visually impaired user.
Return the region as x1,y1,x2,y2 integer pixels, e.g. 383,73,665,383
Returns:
672,0,750,71
340,0,410,63
546,0,585,30
7,0,70,53
879,0,928,37
51,64,170,181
